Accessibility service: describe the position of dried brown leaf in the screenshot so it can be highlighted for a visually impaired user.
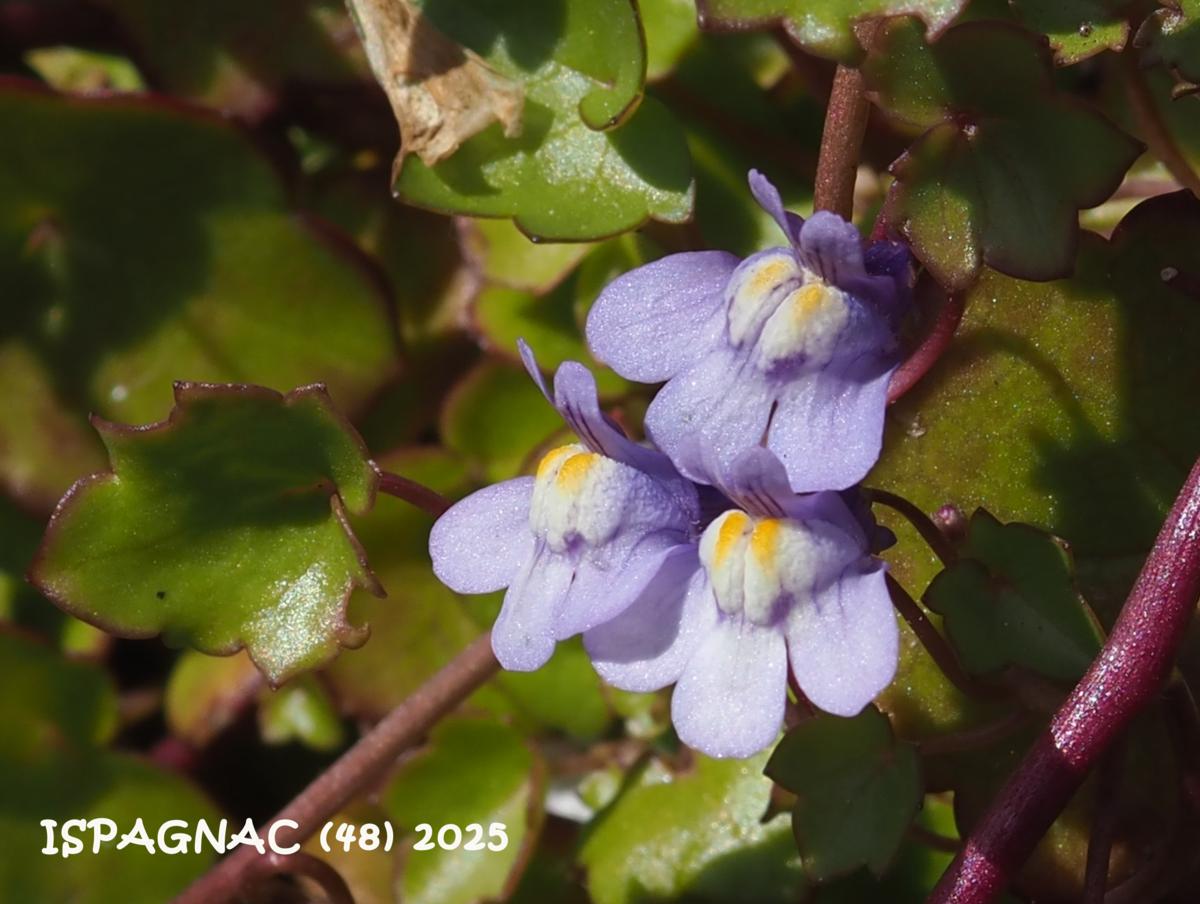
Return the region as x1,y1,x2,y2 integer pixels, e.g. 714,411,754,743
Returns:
348,0,523,171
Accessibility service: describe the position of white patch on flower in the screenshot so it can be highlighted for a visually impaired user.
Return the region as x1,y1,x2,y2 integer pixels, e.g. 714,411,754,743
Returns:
699,510,859,626
757,281,850,369
530,443,682,552
725,250,801,346
724,251,851,370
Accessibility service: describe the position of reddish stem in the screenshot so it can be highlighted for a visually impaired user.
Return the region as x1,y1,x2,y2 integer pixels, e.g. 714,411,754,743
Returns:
378,470,451,517
174,633,498,904
1082,741,1124,903
888,292,965,403
928,455,1200,904
869,488,959,567
813,64,870,218
917,710,1028,758
886,575,1000,703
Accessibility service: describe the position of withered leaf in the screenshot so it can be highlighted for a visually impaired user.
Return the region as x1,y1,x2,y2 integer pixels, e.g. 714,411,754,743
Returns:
347,0,524,171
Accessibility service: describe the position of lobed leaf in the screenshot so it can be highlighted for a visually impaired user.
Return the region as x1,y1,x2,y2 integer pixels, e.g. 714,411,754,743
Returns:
766,708,922,882
391,0,694,239
0,81,399,510
1009,0,1130,65
580,752,806,904
31,383,382,685
696,0,968,63
1137,1,1200,93
873,196,1200,621
924,510,1104,682
864,21,1140,289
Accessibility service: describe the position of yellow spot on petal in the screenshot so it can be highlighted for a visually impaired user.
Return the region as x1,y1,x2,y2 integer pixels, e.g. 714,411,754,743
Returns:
750,518,782,567
536,445,578,479
555,452,597,492
715,511,752,566
749,258,793,295
791,283,830,323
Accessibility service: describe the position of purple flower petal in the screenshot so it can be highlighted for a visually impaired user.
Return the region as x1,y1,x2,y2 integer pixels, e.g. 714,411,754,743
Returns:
794,211,869,287
492,544,575,671
518,340,689,496
748,169,803,246
785,562,898,717
518,337,555,403
671,616,787,758
767,357,895,492
584,547,713,692
645,343,776,487
720,446,793,518
552,360,683,484
587,251,739,383
429,477,535,594
554,532,688,639
721,449,872,548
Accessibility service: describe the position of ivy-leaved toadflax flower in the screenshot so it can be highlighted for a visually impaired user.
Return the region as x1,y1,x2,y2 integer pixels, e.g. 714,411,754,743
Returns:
429,340,699,672
586,170,912,493
584,448,899,759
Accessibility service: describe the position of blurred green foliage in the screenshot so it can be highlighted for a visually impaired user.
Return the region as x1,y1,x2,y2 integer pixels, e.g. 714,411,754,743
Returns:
3,0,1200,901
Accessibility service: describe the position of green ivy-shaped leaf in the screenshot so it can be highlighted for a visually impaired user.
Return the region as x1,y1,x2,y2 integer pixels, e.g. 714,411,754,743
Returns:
384,719,545,904
580,752,806,904
924,510,1104,682
864,20,1140,289
766,708,921,882
1137,1,1200,93
1010,0,1130,65
696,0,969,63
0,80,398,510
872,197,1200,626
31,383,382,685
394,0,694,239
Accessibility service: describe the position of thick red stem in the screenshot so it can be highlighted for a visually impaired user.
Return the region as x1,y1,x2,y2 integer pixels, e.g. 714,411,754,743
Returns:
928,456,1200,904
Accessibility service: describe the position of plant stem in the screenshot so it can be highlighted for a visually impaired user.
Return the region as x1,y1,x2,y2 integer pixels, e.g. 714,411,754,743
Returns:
174,633,499,904
928,454,1200,904
1082,741,1125,904
378,470,451,517
888,291,965,403
813,64,870,218
917,710,1028,758
868,487,958,567
1124,53,1200,198
886,575,1000,703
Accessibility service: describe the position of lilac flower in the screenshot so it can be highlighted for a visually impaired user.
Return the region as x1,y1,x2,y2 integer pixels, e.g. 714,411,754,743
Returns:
587,170,911,493
430,341,699,672
585,448,898,759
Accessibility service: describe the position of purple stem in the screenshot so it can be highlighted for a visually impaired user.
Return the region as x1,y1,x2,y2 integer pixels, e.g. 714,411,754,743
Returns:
174,633,498,904
813,63,870,218
378,470,451,517
888,291,965,404
928,455,1200,904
